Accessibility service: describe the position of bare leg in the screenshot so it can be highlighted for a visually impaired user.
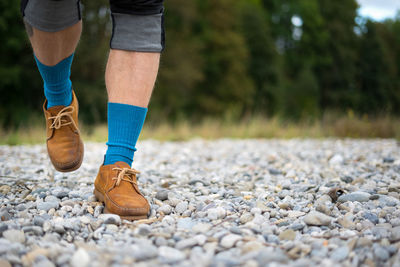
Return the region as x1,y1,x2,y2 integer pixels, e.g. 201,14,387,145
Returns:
25,21,82,66
105,50,160,107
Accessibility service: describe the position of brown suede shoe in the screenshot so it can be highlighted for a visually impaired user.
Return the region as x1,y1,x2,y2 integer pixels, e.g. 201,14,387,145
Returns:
43,91,84,172
93,162,150,220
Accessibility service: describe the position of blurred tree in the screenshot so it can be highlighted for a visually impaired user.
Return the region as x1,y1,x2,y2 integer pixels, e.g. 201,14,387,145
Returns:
357,20,396,114
238,0,279,115
0,0,42,127
193,0,255,119
316,0,359,110
1,0,399,128
149,0,205,121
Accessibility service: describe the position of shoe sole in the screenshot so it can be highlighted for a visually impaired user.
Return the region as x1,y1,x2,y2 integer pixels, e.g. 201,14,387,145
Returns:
93,189,148,221
53,156,83,173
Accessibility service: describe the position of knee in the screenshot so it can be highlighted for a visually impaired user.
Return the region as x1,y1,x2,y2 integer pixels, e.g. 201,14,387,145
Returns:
21,0,81,32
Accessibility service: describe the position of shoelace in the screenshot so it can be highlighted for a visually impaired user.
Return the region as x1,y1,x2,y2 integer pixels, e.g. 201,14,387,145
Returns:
111,167,140,189
48,106,79,133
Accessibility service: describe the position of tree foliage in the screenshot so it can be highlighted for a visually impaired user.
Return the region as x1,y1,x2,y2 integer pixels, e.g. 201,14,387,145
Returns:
1,0,400,128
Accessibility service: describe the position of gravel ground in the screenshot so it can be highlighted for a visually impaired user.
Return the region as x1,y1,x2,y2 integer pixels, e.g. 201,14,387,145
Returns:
0,139,400,267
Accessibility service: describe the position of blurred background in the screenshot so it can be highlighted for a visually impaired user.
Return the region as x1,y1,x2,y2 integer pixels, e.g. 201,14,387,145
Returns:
1,0,400,143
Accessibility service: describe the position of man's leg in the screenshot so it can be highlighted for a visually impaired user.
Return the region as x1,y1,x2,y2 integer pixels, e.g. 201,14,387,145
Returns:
22,0,84,172
103,50,160,166
93,0,164,220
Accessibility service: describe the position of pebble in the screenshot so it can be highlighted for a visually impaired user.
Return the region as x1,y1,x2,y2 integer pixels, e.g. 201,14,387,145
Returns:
98,214,121,225
374,245,390,261
135,224,151,236
155,190,169,201
337,191,371,203
0,139,398,266
220,234,242,248
207,207,226,220
36,201,59,212
159,246,185,263
363,212,379,224
2,229,25,243
330,246,349,261
303,211,333,226
70,248,90,267
240,212,254,224
175,201,188,214
158,204,172,215
0,210,11,221
279,229,296,240
329,154,344,165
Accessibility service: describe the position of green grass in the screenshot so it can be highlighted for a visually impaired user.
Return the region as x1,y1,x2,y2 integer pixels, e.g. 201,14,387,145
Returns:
1,114,399,145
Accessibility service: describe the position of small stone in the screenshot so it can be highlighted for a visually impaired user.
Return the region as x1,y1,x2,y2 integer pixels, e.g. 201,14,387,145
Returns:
54,224,65,234
135,224,151,236
32,257,55,267
287,211,305,218
240,212,254,224
374,245,390,261
207,207,226,220
0,259,11,267
52,188,69,198
269,168,282,175
337,191,371,203
330,246,349,261
37,201,59,212
3,229,25,243
158,204,172,215
192,223,212,233
0,185,11,194
176,237,198,250
257,248,288,264
106,224,118,232
303,211,333,226
155,190,169,201
220,234,242,248
175,201,188,214
158,246,185,263
338,217,355,229
132,244,158,261
389,226,400,242
70,248,90,267
363,212,379,224
242,241,263,254
279,229,296,241
155,236,168,247
329,154,344,165
15,204,27,211
94,206,103,217
383,157,395,163
44,195,60,203
177,217,195,230
340,176,353,183
0,210,11,221
356,237,372,247
0,223,8,235
98,214,121,225
22,226,43,236
290,223,305,231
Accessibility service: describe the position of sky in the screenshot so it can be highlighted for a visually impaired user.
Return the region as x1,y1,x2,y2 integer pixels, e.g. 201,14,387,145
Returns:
357,0,400,21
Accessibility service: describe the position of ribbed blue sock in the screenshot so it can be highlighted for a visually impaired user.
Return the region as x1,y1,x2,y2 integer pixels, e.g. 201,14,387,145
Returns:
104,102,148,166
34,54,73,109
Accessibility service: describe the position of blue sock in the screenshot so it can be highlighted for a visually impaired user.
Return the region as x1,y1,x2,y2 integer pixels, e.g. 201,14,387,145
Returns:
35,54,73,109
104,102,148,166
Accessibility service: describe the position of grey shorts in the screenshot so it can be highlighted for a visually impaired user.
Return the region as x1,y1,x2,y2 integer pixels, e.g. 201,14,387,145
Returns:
20,0,165,52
